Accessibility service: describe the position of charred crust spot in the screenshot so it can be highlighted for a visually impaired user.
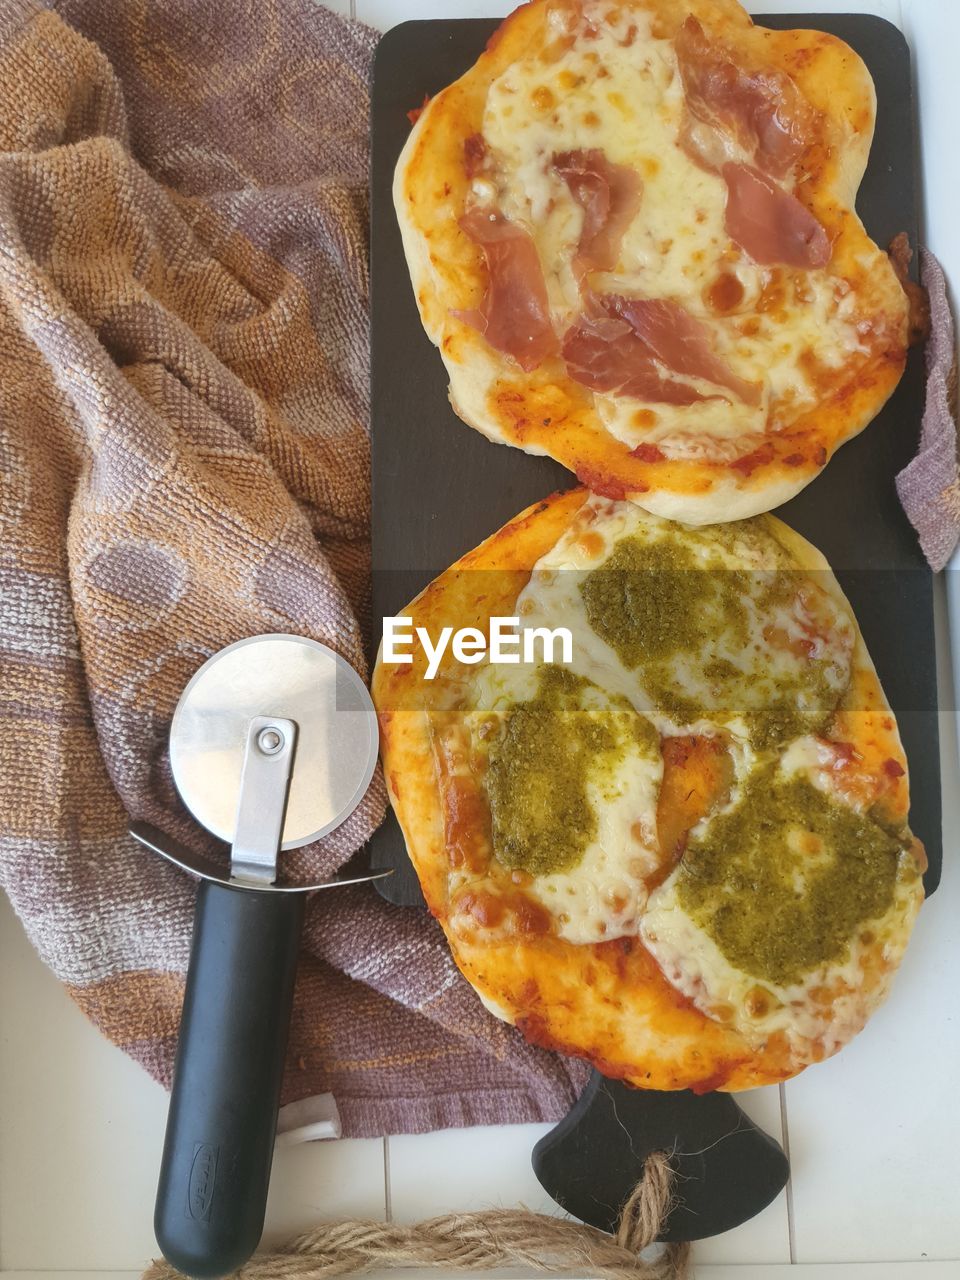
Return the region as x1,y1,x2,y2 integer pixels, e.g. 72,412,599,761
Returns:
729,441,775,477
463,132,487,179
515,1012,561,1051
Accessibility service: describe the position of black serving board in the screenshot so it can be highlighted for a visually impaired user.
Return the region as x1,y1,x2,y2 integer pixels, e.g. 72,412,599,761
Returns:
368,11,942,1244
370,13,941,900
530,1074,789,1241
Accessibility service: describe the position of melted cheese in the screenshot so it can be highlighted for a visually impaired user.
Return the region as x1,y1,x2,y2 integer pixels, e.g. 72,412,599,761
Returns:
511,494,854,740
462,660,663,945
640,758,922,1056
459,495,917,1053
480,1,866,454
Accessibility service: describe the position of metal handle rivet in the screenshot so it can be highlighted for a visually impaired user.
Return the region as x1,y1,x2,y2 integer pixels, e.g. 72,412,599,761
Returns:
257,727,284,755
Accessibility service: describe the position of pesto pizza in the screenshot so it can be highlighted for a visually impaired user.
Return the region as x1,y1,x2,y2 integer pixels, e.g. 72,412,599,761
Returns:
394,0,912,524
372,489,925,1090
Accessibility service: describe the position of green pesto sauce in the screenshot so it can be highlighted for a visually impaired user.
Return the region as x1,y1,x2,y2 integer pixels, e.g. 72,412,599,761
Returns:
484,665,656,877
579,535,845,748
580,536,749,664
743,691,832,752
676,766,905,986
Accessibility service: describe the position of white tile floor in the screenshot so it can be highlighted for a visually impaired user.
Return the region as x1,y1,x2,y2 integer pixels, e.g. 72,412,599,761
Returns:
3,838,959,1277
3,1,960,1277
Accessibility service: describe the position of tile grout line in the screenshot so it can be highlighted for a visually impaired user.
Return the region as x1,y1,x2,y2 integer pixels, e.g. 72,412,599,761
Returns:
383,1134,393,1222
778,1083,797,1265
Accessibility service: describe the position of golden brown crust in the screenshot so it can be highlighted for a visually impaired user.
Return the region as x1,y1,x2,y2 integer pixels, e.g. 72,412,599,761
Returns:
395,0,910,524
372,488,924,1091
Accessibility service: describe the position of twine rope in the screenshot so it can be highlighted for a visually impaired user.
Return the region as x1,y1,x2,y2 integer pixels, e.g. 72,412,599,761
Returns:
143,1152,688,1280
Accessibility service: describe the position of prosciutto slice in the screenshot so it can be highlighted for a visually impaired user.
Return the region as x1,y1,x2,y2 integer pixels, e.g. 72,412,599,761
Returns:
675,17,815,179
604,296,761,404
456,207,558,371
563,310,709,404
563,294,758,405
723,163,831,268
553,149,643,273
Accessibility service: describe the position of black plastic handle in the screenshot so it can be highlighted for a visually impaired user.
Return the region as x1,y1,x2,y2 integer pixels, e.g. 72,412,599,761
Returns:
155,880,306,1279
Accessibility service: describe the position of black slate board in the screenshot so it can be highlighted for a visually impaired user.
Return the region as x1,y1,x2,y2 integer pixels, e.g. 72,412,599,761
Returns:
369,12,942,904
368,12,943,1244
530,1074,789,1241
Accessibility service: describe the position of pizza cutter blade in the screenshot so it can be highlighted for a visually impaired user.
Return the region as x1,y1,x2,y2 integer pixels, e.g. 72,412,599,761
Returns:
130,635,387,1280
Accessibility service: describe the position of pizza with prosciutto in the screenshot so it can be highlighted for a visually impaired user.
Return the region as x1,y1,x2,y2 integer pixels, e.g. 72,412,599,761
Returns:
395,0,912,524
372,489,925,1090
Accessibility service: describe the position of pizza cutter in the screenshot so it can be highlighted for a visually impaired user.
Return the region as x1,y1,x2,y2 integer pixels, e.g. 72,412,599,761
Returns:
129,634,386,1280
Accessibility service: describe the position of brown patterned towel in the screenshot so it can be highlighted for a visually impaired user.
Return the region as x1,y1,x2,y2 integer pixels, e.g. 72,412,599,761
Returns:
0,0,586,1136
896,249,960,572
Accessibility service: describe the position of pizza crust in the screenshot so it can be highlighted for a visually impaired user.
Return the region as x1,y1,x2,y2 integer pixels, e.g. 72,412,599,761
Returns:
372,489,925,1090
395,0,909,524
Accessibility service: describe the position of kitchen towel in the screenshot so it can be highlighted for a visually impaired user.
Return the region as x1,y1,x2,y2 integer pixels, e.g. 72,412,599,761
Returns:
0,0,587,1136
896,249,960,572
